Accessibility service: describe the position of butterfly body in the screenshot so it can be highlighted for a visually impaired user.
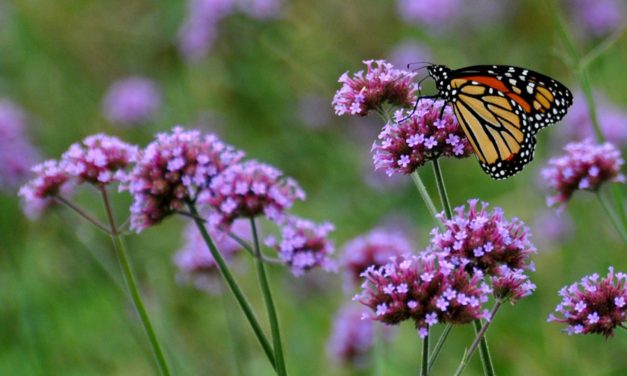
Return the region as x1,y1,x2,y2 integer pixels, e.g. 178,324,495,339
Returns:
426,64,573,179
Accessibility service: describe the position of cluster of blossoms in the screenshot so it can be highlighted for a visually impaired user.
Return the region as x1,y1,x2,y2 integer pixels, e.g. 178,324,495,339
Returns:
19,134,136,219
429,199,537,303
541,140,625,206
178,0,282,61
341,228,414,288
265,216,336,276
356,253,491,337
571,0,625,37
332,60,418,116
372,102,473,175
396,0,461,28
0,99,40,191
203,160,305,228
102,77,161,126
127,127,244,232
61,134,138,185
174,219,250,293
548,268,627,338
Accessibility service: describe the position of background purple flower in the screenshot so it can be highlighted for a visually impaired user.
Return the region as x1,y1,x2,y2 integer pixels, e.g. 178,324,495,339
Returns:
396,0,461,29
387,40,432,71
531,209,573,248
102,77,161,126
571,0,625,37
0,99,39,191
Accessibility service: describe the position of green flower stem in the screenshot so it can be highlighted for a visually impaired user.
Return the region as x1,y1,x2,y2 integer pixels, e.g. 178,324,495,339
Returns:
55,195,111,234
430,161,495,376
411,171,445,231
100,188,171,376
454,302,503,376
250,218,288,376
421,329,430,376
187,204,276,371
597,192,627,244
428,324,452,372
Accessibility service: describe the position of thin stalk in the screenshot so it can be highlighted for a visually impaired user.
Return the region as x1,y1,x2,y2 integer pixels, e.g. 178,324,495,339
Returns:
421,330,430,376
431,161,495,376
100,188,171,376
55,195,110,234
228,232,283,264
411,171,445,230
187,203,276,370
454,302,503,376
597,192,627,244
428,324,453,372
250,218,288,376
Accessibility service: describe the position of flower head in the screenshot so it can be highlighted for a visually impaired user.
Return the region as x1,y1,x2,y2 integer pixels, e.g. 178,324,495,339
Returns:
548,267,627,338
174,218,249,293
430,199,536,278
265,216,335,276
127,127,244,232
396,0,461,28
356,253,490,335
572,0,624,37
203,160,305,227
0,99,39,191
102,77,161,125
332,60,418,116
492,266,536,304
341,228,414,288
18,160,73,219
61,134,138,186
372,100,473,176
541,140,624,206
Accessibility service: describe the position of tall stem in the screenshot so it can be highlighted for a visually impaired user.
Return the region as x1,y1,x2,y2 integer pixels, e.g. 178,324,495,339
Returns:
428,324,452,372
55,195,111,234
454,302,503,376
411,171,445,230
597,192,627,244
250,218,288,376
430,161,495,376
187,204,276,370
100,187,171,376
421,330,430,376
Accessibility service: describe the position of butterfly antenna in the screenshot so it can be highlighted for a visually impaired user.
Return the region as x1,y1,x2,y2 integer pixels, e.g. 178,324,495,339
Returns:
398,75,438,123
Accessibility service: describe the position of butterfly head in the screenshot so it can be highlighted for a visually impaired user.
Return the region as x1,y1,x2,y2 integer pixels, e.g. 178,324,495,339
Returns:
426,65,451,92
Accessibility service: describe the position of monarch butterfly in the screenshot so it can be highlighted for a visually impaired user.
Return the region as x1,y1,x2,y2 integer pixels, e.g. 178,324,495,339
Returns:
418,64,573,179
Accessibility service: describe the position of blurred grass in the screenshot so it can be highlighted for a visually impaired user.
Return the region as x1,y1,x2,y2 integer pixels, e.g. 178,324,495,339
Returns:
1,0,626,375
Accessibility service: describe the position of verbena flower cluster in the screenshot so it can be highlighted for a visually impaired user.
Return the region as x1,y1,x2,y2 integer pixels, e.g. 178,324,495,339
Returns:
174,219,250,293
541,140,625,206
372,101,473,176
332,60,418,116
548,267,627,338
356,253,491,338
102,77,161,126
18,160,72,219
571,0,625,37
0,99,39,191
127,127,244,232
429,199,537,302
341,228,413,288
265,216,335,276
62,134,138,185
203,160,305,228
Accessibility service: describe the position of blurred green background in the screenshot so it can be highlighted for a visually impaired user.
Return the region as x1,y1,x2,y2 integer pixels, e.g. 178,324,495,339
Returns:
1,0,626,375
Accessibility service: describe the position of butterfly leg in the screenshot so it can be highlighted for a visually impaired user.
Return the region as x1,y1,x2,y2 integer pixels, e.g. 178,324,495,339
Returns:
399,95,439,123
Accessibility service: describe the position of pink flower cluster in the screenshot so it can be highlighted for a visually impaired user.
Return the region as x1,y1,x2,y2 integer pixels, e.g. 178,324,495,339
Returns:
356,253,491,337
332,60,418,116
372,100,473,176
265,216,336,276
102,77,161,126
541,140,624,206
548,267,626,338
127,127,244,232
203,160,305,228
62,134,138,185
18,160,72,219
341,228,414,288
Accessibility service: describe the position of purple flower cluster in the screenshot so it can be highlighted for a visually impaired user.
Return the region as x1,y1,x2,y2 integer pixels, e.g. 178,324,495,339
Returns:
265,216,336,276
332,60,418,116
356,253,491,337
127,127,244,232
571,0,625,37
341,228,414,288
0,99,39,191
541,140,625,206
396,0,461,28
18,160,72,219
203,160,305,228
174,219,249,293
102,77,161,126
429,199,537,302
372,101,473,175
61,134,138,185
548,267,627,338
